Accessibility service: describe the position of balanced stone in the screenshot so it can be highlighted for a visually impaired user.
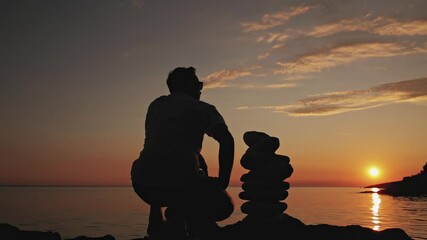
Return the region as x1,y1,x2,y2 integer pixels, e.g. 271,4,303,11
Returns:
239,189,288,201
241,152,290,170
242,181,290,191
241,201,288,216
240,163,293,182
250,136,280,153
243,131,270,147
239,131,292,223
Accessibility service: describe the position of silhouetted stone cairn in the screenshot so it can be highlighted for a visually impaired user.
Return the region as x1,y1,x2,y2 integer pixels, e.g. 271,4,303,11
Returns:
239,131,293,223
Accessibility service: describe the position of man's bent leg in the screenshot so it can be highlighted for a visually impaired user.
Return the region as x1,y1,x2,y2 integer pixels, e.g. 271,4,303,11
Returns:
147,205,165,236
132,182,170,238
164,206,189,240
184,177,234,238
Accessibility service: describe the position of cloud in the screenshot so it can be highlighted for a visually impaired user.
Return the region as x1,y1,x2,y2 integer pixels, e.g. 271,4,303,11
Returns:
252,17,427,63
237,83,297,89
237,78,427,116
306,17,427,37
202,67,259,89
265,83,297,89
282,75,313,81
257,43,285,59
275,42,427,75
201,66,297,90
257,52,270,60
375,19,427,36
241,5,318,32
257,32,290,43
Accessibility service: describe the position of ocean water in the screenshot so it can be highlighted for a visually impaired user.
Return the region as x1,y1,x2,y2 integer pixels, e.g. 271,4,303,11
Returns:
0,186,426,240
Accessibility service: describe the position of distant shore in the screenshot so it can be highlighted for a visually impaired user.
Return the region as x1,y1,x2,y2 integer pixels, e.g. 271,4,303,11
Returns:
364,163,427,196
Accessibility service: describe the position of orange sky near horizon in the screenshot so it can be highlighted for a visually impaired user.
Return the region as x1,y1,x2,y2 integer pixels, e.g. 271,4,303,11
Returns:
1,0,426,187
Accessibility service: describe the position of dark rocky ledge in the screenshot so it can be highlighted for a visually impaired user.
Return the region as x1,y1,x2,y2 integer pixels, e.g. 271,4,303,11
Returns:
1,215,413,240
0,223,114,240
365,162,427,196
218,214,412,240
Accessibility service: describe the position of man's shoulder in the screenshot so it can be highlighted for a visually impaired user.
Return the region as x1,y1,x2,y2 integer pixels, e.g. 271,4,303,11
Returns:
152,95,168,102
172,93,216,108
197,99,216,108
150,94,219,114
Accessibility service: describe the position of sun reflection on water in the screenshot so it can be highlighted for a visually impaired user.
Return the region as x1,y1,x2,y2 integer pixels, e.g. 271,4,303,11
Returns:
371,188,381,231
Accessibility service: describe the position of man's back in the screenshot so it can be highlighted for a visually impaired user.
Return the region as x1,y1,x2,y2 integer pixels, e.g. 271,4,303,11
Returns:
131,92,226,186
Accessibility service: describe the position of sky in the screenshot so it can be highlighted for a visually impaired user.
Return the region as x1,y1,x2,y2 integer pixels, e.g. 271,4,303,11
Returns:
1,0,426,187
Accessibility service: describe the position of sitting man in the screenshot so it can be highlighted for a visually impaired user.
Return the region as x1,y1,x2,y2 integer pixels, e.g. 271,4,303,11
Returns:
131,67,235,239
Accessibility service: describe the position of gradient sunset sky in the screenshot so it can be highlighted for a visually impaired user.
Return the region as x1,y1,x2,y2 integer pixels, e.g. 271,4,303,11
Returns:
1,0,426,187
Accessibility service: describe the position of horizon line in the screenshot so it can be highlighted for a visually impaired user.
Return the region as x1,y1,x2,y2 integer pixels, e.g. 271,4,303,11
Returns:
0,184,366,188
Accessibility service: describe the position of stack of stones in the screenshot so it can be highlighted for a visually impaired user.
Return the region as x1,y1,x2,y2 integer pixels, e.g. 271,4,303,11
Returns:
239,131,293,223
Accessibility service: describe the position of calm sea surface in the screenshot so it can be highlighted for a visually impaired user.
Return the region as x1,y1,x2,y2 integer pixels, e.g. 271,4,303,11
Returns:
0,187,426,240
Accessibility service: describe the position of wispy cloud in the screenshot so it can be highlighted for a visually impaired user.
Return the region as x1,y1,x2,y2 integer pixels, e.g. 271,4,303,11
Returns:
238,83,297,89
251,17,427,62
275,42,427,75
237,78,427,116
257,43,285,59
241,5,318,33
202,66,298,90
202,67,259,89
265,83,297,89
283,75,313,81
306,17,427,37
375,19,427,36
257,32,290,43
257,52,270,60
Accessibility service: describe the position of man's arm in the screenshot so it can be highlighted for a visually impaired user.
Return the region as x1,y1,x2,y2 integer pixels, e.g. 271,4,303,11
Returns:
212,123,234,189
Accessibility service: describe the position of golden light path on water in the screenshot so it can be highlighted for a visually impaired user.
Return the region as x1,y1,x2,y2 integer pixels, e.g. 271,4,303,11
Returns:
371,188,381,231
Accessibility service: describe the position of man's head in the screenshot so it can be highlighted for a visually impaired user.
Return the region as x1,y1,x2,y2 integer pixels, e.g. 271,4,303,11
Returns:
167,67,203,100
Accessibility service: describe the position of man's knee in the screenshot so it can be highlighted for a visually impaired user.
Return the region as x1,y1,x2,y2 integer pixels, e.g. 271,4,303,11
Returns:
215,192,234,221
211,190,234,221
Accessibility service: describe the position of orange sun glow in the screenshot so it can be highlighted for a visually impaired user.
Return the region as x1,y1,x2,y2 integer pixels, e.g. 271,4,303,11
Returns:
369,167,380,178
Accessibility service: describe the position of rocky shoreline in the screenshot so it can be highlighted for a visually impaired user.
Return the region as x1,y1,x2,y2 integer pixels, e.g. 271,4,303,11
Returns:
0,217,413,240
0,223,113,240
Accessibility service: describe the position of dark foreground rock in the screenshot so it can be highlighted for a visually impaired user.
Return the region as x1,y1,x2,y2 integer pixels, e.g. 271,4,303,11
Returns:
1,216,413,240
219,214,412,240
0,223,115,240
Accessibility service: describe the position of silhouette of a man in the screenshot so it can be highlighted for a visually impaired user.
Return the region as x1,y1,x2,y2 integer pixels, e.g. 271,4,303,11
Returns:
131,67,234,239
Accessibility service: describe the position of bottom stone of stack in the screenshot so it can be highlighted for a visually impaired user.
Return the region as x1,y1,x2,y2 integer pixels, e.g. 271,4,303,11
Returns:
241,201,287,216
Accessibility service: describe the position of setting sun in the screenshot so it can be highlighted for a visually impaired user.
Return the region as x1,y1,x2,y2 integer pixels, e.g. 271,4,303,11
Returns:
369,167,380,178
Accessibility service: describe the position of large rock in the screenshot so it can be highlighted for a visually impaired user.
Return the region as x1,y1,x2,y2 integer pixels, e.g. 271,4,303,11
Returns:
0,223,61,240
65,235,115,240
0,223,115,240
219,214,413,240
